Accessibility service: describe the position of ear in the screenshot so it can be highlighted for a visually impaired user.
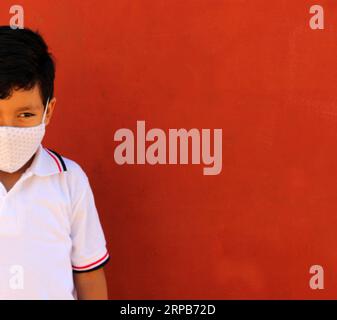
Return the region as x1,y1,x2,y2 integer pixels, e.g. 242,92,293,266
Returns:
44,97,56,126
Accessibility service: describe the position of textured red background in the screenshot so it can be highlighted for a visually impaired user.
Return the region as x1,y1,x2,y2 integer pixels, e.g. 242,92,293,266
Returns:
1,0,337,299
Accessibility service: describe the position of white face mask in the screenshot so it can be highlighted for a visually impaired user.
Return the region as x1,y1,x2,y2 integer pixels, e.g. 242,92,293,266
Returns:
0,97,50,173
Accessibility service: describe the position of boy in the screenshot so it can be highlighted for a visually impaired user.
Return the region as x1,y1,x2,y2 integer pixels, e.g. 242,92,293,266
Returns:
0,26,110,299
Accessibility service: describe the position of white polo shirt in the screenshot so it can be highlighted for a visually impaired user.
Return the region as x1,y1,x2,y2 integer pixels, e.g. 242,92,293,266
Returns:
0,143,110,300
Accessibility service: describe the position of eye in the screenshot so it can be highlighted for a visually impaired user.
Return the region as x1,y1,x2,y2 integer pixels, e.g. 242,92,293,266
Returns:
18,113,35,118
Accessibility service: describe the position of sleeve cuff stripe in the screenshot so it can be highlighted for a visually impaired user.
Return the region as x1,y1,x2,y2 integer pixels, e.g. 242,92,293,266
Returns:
72,251,109,271
72,256,110,273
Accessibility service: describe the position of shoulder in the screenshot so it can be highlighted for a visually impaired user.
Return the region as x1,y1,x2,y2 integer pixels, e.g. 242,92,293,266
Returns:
45,149,91,201
45,148,88,182
64,157,88,182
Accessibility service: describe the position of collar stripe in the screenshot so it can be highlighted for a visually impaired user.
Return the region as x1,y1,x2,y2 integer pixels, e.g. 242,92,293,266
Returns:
45,148,67,172
45,148,62,173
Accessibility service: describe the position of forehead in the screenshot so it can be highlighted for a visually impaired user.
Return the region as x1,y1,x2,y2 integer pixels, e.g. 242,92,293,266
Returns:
0,85,43,111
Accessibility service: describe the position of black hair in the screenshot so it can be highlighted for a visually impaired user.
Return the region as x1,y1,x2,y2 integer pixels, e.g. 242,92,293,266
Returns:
0,26,55,107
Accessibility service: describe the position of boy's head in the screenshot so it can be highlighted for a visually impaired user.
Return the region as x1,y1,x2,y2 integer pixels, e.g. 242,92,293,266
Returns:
0,26,56,127
0,26,57,174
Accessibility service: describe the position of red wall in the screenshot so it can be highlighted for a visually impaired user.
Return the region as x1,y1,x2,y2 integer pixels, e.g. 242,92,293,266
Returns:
1,0,337,299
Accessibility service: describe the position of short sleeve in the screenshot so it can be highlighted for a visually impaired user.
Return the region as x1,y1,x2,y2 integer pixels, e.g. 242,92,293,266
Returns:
70,177,110,273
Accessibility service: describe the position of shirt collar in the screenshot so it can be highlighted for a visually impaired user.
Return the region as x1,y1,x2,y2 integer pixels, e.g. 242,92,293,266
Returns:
26,143,66,177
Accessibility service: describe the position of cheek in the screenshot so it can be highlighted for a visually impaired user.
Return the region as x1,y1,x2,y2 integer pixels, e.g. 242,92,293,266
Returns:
17,115,44,127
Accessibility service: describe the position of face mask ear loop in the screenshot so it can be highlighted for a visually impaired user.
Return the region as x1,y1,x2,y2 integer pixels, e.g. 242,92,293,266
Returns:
42,97,50,125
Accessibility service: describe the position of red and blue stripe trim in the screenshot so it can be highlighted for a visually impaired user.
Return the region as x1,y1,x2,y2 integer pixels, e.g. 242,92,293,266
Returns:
72,251,110,273
45,148,67,172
